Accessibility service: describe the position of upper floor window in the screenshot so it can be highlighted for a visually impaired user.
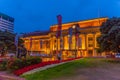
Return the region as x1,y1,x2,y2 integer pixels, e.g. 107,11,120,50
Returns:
88,37,93,41
88,44,93,47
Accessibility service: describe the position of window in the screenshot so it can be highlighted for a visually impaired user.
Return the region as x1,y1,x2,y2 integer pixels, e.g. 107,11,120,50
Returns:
88,37,93,41
96,36,100,47
54,40,56,43
88,44,93,47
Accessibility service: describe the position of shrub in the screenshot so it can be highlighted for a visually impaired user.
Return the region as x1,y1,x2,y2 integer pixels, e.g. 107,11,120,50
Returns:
107,59,120,63
8,57,42,72
25,57,41,65
0,59,7,71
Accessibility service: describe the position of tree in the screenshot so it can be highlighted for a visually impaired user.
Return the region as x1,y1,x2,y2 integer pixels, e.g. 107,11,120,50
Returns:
97,17,120,53
0,31,24,56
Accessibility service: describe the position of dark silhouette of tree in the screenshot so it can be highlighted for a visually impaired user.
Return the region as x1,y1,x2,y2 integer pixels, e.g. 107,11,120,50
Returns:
0,31,24,56
98,17,120,53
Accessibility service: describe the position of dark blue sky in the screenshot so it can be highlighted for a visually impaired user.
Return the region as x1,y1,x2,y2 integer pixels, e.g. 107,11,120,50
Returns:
0,0,120,33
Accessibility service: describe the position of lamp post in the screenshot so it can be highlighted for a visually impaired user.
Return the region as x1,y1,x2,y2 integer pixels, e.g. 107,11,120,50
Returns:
68,34,70,50
72,24,80,58
72,25,76,58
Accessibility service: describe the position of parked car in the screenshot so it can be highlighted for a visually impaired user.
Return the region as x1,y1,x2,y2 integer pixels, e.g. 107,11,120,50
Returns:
106,53,115,58
115,53,120,58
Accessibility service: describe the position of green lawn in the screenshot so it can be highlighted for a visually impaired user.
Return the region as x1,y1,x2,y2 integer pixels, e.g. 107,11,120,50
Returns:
22,58,107,80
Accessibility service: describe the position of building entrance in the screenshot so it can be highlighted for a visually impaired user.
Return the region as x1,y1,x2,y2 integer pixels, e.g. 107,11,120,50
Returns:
88,50,93,57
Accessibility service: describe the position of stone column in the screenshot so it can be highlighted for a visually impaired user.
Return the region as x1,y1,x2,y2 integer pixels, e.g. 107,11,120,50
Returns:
93,33,96,56
84,33,87,57
67,35,69,50
77,34,80,57
62,35,64,50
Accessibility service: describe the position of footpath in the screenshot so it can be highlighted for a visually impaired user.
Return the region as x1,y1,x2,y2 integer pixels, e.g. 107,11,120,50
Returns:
0,71,25,80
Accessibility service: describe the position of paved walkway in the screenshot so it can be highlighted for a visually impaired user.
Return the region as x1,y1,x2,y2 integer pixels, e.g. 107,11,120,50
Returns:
0,57,25,80
0,71,25,80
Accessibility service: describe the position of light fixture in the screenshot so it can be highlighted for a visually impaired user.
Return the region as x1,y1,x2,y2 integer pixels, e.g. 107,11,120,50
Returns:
72,25,76,29
68,35,70,37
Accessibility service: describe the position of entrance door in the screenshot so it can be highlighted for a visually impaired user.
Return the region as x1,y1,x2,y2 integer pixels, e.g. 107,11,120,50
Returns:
88,50,93,57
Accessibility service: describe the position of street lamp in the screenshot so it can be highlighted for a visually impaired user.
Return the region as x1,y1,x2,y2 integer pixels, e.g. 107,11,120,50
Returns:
68,24,80,58
72,24,80,58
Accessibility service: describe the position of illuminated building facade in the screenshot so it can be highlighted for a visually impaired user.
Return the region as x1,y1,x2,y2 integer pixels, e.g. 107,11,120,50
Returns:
0,12,14,33
22,18,108,59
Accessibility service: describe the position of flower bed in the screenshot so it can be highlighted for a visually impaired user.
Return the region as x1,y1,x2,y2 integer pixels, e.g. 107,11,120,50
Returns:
14,57,81,76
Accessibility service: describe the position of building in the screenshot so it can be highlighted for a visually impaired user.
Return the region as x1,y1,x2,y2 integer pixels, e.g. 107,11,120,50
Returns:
22,17,108,60
0,12,14,33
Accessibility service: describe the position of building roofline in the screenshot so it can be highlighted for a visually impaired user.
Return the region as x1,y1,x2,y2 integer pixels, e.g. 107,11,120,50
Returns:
22,30,50,37
51,17,108,27
0,12,14,22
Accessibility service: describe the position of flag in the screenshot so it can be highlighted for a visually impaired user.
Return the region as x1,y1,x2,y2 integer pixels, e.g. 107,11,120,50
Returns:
56,15,62,38
30,38,32,49
14,34,19,47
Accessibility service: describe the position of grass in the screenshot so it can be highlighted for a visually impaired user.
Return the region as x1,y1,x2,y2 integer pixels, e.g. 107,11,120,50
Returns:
22,58,107,80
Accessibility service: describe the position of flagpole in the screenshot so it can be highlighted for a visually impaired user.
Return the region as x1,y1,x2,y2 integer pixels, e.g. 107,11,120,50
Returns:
97,1,101,25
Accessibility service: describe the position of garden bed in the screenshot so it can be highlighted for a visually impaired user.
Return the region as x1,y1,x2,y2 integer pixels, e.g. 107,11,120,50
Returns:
14,57,81,76
0,56,81,76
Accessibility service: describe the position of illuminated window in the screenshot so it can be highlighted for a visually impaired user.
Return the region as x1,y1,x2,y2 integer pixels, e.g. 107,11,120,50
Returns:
88,44,93,47
88,37,93,41
88,37,93,47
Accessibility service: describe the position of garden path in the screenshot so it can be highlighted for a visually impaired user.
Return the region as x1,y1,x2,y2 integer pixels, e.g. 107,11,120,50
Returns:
0,70,25,80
